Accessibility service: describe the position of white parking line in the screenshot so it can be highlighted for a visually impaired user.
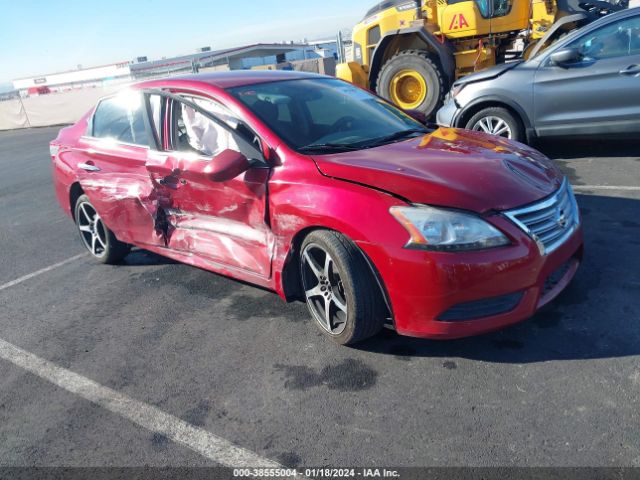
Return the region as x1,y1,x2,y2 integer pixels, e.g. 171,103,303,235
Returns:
0,337,281,467
572,185,640,191
0,253,87,292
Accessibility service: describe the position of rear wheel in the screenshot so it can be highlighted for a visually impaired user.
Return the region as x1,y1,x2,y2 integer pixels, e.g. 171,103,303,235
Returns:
377,50,446,119
74,194,130,264
300,230,386,345
465,106,524,142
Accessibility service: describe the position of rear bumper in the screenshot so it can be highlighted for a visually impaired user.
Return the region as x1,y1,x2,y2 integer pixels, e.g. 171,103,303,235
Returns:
360,218,583,339
51,146,76,219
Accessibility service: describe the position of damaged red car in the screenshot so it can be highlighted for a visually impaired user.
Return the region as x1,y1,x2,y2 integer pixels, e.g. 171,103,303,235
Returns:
50,71,583,345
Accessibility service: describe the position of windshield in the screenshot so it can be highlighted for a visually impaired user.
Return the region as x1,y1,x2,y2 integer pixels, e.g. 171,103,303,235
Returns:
227,78,428,154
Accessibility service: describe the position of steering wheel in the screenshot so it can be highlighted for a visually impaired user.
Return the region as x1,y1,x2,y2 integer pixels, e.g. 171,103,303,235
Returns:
331,116,357,133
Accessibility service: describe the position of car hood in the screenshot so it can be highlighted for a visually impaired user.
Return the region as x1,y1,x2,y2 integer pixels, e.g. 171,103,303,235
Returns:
311,128,564,213
455,61,522,85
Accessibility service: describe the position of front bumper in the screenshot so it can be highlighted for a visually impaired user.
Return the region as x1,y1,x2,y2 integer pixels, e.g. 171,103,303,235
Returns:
435,96,462,128
360,216,583,339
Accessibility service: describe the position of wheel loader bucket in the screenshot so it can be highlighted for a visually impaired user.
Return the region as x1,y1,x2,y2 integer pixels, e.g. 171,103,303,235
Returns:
336,62,369,90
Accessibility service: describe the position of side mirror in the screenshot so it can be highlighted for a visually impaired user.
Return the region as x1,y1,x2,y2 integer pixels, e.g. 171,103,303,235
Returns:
205,149,251,182
405,109,429,125
550,48,582,67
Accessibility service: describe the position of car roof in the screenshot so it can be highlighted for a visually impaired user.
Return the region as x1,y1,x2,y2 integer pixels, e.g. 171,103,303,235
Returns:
135,70,326,91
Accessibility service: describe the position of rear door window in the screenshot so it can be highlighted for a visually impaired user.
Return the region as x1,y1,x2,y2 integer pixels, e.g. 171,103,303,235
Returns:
92,92,151,147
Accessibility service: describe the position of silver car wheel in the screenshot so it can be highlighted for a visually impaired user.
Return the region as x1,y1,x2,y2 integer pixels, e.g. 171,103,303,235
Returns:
472,116,512,138
301,243,348,335
77,201,107,258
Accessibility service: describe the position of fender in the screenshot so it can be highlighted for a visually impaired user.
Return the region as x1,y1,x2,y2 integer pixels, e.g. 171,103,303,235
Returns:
369,27,456,91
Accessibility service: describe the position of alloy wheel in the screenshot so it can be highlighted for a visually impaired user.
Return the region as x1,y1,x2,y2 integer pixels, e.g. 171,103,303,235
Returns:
301,243,348,335
389,69,427,110
77,201,108,258
472,116,512,138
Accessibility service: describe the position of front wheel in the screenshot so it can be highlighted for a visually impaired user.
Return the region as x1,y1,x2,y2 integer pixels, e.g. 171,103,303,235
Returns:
376,50,446,119
300,230,386,345
465,107,525,143
74,194,130,264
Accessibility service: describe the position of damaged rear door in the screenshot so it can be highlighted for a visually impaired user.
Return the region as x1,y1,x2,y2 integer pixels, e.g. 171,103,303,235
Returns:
148,92,274,279
74,91,166,247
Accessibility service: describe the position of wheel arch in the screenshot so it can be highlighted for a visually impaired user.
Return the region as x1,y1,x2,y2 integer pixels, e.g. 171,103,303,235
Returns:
369,27,456,92
456,97,534,142
69,182,85,221
279,226,394,327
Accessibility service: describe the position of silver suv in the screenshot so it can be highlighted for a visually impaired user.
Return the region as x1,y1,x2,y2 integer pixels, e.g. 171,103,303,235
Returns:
436,8,640,144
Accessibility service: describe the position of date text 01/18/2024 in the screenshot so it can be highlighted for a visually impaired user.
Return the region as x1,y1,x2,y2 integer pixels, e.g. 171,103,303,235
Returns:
233,468,401,477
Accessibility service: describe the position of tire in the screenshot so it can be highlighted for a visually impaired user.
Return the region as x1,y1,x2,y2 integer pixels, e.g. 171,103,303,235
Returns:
465,106,525,143
299,230,386,345
74,194,130,264
376,50,446,119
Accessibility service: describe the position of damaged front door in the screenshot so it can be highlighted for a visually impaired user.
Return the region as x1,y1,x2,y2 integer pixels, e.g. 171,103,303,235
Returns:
147,93,273,279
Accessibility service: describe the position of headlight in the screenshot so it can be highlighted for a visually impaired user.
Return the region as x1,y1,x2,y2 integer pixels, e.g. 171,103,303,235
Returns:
450,83,466,99
389,205,510,251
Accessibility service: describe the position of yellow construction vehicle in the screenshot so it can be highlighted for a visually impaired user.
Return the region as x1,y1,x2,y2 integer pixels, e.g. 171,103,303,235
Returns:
337,0,622,117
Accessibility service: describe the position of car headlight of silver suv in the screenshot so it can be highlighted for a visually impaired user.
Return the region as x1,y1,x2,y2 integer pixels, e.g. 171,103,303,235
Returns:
390,205,510,251
450,83,466,99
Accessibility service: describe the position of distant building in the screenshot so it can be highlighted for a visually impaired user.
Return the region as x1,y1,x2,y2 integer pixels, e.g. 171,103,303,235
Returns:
12,41,338,96
303,39,339,59
12,62,131,96
130,43,324,77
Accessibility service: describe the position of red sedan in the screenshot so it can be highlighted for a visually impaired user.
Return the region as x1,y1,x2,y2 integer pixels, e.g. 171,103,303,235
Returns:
50,71,583,345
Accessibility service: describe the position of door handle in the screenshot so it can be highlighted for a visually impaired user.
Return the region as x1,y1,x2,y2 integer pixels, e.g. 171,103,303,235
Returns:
619,65,640,76
78,162,101,172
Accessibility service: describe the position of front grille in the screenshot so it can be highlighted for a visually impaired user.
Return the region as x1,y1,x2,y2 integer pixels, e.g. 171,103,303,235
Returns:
437,292,524,322
503,179,580,255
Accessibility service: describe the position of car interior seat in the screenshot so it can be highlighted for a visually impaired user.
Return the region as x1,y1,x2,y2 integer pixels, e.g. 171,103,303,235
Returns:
252,100,279,125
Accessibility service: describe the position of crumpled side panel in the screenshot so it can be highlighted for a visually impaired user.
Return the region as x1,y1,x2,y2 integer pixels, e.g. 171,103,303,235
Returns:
158,166,273,277
164,209,272,277
79,172,166,247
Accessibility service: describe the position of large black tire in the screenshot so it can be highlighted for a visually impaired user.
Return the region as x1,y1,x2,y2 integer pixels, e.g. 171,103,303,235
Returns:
465,106,525,143
376,50,446,119
74,194,130,264
299,230,386,345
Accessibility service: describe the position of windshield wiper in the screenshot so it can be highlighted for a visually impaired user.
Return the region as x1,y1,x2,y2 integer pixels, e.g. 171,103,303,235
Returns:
365,128,429,148
298,143,362,153
299,129,429,153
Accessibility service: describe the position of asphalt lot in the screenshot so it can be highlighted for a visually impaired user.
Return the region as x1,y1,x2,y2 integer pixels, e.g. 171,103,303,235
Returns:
0,126,639,469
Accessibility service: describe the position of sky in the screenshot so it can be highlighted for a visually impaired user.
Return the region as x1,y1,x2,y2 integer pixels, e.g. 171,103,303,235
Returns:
0,0,374,85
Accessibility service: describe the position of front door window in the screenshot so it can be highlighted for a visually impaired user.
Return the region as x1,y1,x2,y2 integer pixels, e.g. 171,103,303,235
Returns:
566,15,640,61
176,101,239,157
